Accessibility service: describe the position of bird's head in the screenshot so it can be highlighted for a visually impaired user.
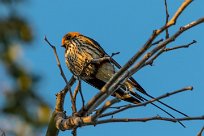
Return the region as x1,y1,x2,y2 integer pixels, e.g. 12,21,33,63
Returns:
61,32,81,48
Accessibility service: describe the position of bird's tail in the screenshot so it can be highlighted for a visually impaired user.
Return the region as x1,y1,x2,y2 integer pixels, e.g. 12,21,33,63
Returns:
125,79,187,127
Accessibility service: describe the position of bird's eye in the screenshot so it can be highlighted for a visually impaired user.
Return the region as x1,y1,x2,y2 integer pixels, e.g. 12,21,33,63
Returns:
66,35,71,40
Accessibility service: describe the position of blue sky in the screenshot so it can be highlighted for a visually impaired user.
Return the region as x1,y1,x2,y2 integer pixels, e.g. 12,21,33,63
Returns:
12,0,204,135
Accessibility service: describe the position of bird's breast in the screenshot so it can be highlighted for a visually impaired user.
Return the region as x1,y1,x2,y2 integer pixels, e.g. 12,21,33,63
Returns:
65,44,100,79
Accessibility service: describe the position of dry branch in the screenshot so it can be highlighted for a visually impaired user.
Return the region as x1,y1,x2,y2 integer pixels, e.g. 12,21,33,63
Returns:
99,86,192,118
197,126,204,136
91,116,204,125
45,0,204,135
46,76,76,136
91,98,120,121
78,1,197,116
44,36,77,113
144,40,197,66
129,18,204,75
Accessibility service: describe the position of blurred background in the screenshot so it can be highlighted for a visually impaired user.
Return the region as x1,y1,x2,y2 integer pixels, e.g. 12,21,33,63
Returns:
0,0,203,136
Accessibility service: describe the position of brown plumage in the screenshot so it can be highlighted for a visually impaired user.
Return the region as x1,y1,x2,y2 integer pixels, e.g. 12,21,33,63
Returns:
61,32,189,127
60,32,190,128
61,32,144,104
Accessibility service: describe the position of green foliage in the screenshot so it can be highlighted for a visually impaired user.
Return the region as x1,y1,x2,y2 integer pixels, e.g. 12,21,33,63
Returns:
0,0,50,135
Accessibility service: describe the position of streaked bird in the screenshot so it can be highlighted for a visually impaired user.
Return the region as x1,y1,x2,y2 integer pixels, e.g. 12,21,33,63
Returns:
61,32,188,126
61,32,144,104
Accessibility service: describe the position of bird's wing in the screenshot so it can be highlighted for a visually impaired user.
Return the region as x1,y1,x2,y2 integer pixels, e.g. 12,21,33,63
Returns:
83,36,107,56
84,35,147,94
83,36,188,121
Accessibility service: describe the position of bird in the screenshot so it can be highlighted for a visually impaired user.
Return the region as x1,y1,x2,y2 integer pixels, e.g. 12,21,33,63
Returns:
61,32,145,104
61,32,188,126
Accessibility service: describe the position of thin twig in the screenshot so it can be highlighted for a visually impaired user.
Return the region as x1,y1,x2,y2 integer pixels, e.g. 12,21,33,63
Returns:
144,40,197,67
111,52,120,57
44,36,68,84
91,98,120,121
99,86,192,118
44,36,77,113
129,17,204,75
108,104,132,109
151,38,164,46
156,0,193,34
91,116,204,125
197,126,204,136
73,80,81,100
164,40,197,51
72,128,77,136
164,0,170,39
78,79,85,108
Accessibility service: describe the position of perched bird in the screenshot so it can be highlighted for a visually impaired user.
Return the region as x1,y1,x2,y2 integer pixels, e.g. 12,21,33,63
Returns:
61,32,145,104
61,32,188,126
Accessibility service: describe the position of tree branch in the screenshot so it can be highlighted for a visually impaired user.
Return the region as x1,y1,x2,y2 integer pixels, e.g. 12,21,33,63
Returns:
99,86,192,118
156,0,193,34
91,116,204,125
164,0,170,39
44,36,77,113
197,126,204,136
129,17,204,75
144,40,197,66
46,76,76,136
77,1,196,117
91,98,120,121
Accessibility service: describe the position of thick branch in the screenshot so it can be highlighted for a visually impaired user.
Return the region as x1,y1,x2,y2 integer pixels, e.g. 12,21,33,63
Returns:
46,76,76,136
55,115,204,130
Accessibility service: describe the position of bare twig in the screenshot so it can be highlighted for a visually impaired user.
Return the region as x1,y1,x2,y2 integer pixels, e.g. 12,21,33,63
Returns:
73,80,81,100
151,38,164,46
164,0,170,39
130,17,204,75
91,98,120,121
72,128,77,136
156,0,193,34
144,40,197,66
55,115,204,130
44,37,77,113
111,52,120,57
108,104,132,109
99,86,192,118
78,79,85,108
92,116,204,125
197,126,204,136
164,40,197,51
46,76,76,136
44,36,69,84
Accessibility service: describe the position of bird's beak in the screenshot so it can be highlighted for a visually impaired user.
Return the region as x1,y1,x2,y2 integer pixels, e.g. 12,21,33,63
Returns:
61,44,65,47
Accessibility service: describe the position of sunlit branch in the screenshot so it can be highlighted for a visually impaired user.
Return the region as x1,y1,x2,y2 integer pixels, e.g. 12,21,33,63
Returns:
99,86,192,118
